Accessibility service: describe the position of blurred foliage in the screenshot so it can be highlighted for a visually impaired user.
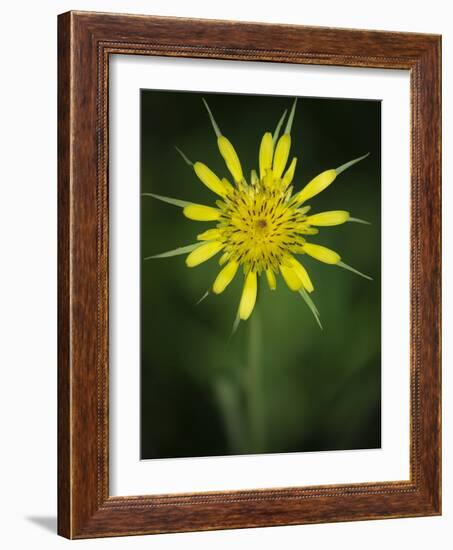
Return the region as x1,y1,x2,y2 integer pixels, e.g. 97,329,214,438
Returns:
140,90,381,459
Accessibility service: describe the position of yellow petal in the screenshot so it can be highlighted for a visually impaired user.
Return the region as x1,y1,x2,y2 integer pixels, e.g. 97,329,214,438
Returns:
282,157,297,188
212,261,239,294
250,170,259,186
263,171,274,189
183,204,221,221
273,134,291,179
217,136,243,183
303,243,341,264
265,269,277,290
193,162,229,197
197,228,221,241
219,252,229,266
259,132,274,179
280,263,303,291
221,178,235,194
289,257,314,292
294,169,337,205
239,271,257,320
307,210,350,226
186,241,223,267
280,257,314,292
300,227,319,235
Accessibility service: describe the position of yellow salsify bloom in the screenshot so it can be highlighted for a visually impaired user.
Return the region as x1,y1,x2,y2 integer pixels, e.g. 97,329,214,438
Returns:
144,98,372,329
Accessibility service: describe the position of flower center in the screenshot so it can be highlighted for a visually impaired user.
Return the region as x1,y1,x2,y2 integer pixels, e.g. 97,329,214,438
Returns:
253,218,272,242
217,187,311,273
255,219,268,230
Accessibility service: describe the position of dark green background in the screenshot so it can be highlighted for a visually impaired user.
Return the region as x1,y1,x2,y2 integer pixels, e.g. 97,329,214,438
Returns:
140,90,381,459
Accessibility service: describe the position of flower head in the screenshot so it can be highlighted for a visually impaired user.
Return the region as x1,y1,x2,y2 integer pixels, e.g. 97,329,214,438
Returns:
145,98,371,328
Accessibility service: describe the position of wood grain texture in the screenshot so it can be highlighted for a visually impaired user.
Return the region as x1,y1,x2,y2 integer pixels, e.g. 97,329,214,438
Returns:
57,11,71,538
57,10,441,539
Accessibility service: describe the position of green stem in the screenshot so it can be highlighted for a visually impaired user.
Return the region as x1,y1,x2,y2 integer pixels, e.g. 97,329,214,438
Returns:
247,308,264,452
213,376,244,454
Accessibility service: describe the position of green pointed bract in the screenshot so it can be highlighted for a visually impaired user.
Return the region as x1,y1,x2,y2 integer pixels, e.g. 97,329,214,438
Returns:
335,152,370,176
144,242,202,260
272,109,287,145
348,217,371,225
175,146,193,166
196,290,210,305
231,309,241,337
337,261,373,281
284,98,297,135
299,288,323,330
142,193,193,208
202,98,222,137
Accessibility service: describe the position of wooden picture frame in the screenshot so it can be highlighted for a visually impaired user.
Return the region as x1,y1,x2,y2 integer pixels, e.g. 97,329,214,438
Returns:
58,10,441,539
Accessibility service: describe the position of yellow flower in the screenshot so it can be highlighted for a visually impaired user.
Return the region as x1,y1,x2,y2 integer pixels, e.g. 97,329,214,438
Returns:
144,99,372,328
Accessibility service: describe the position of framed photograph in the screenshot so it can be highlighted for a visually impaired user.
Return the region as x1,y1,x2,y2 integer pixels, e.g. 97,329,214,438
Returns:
58,11,441,539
